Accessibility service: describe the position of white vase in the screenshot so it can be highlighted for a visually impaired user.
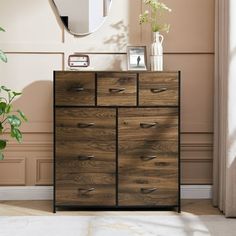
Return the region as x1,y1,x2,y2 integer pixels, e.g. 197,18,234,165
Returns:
150,32,164,71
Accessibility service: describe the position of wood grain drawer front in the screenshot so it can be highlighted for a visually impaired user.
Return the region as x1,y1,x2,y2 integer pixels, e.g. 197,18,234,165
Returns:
119,108,178,141
55,72,95,106
56,141,115,173
56,108,116,141
56,140,116,173
97,73,137,106
119,174,178,206
56,184,115,206
139,72,179,106
119,140,178,171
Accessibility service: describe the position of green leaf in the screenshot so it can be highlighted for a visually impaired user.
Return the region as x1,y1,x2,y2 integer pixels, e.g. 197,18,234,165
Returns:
0,102,7,115
0,123,3,133
0,50,7,63
8,115,21,127
17,110,28,122
0,152,4,160
0,27,5,32
5,104,12,113
13,92,22,96
0,140,6,150
11,127,22,142
1,86,11,92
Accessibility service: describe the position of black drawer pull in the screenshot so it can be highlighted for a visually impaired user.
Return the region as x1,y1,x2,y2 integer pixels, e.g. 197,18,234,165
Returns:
77,122,95,128
140,188,157,194
109,88,126,93
77,155,95,161
140,155,157,161
150,88,167,93
69,86,84,92
78,188,95,195
140,122,158,128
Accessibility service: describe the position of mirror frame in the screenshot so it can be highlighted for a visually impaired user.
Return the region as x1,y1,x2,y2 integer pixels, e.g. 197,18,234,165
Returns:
51,0,112,36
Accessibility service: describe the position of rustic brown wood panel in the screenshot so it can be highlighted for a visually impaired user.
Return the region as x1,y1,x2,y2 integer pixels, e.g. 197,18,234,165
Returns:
119,108,178,141
139,72,178,106
56,184,115,206
97,73,137,106
55,72,95,106
56,108,116,141
56,173,115,186
119,172,178,206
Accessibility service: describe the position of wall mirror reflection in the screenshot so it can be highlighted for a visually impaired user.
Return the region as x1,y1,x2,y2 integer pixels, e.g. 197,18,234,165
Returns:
52,0,112,36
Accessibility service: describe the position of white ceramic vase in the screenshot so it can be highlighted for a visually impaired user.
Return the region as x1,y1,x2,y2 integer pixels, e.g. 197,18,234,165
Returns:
150,32,164,71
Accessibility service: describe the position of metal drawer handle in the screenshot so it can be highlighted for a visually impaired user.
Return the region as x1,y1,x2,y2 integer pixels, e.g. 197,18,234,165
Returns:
140,122,158,128
150,88,167,93
140,188,157,194
77,155,95,161
77,122,95,128
140,155,157,161
109,88,126,93
78,188,95,195
69,86,84,92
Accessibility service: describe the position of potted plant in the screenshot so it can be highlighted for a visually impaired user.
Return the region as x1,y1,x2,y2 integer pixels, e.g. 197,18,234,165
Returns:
0,26,27,160
139,0,172,71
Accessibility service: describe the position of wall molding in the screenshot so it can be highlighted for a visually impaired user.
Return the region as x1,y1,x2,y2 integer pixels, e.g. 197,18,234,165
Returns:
0,185,212,200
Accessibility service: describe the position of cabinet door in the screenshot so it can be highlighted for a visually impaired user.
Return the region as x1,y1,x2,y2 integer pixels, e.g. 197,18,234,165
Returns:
55,108,116,206
118,108,179,206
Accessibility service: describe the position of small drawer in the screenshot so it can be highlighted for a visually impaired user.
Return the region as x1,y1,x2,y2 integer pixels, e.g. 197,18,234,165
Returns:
55,108,116,141
139,72,179,106
119,140,178,171
55,72,95,106
56,140,116,173
97,73,137,106
119,108,178,141
56,183,116,206
119,174,178,206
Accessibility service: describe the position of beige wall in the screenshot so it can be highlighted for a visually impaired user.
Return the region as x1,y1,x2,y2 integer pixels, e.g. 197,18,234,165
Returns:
0,0,214,186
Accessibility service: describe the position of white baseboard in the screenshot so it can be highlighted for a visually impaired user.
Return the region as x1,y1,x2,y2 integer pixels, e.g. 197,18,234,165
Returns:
0,185,212,201
181,185,212,199
0,186,53,200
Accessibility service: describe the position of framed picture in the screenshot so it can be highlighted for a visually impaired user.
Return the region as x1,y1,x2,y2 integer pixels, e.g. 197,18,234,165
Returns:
127,46,147,71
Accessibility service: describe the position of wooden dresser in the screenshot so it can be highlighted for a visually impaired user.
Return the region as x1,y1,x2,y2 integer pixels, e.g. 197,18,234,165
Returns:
54,71,180,212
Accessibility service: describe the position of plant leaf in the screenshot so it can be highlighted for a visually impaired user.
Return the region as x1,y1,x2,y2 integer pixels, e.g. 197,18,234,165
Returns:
8,115,21,127
1,86,11,92
17,110,28,122
11,127,22,142
13,92,22,96
5,104,12,113
0,152,4,160
0,27,5,32
0,50,7,63
0,102,7,115
0,140,6,150
0,123,3,133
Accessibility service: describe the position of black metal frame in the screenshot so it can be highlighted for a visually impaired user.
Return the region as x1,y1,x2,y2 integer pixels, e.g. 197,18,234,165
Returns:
53,71,181,213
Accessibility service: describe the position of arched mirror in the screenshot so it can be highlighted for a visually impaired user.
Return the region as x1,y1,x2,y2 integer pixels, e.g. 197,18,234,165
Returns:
52,0,112,36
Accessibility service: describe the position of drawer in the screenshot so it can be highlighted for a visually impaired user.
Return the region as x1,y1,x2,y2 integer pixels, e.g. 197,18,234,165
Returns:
56,108,116,141
97,73,137,106
119,174,178,206
139,72,179,106
55,72,95,106
56,184,115,206
119,108,178,141
56,141,115,173
56,172,115,186
119,140,178,172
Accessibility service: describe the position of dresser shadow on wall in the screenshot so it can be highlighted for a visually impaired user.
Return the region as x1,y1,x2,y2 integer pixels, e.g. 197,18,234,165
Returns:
12,80,53,131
